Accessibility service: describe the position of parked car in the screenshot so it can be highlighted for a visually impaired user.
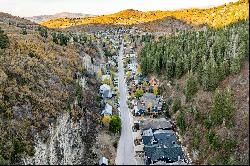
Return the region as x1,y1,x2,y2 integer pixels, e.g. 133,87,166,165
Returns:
114,80,119,85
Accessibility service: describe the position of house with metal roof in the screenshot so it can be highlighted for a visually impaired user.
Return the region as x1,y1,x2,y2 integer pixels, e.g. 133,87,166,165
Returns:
141,128,186,165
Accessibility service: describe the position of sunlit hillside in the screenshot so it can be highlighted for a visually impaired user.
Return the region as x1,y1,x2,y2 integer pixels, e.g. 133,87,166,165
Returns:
41,0,249,28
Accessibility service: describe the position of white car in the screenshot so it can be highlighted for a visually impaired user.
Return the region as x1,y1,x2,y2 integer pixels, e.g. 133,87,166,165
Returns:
114,80,119,85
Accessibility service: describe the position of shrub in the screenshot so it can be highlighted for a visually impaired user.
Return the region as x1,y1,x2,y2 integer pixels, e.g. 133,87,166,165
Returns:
204,116,212,129
109,115,121,134
185,70,198,102
176,110,186,134
113,141,118,148
0,27,9,49
206,130,221,150
163,102,170,118
102,116,111,127
153,86,158,95
211,88,235,126
37,26,48,38
191,132,201,149
222,139,237,152
102,78,112,85
134,88,144,98
0,155,10,165
172,98,181,113
21,28,27,35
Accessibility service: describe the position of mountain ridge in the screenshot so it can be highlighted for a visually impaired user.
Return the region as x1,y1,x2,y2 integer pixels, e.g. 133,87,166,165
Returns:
25,12,94,23
41,0,249,28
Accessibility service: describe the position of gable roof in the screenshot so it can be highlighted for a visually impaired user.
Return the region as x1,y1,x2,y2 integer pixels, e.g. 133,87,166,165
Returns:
141,118,172,130
101,103,112,115
144,146,185,162
99,157,108,165
142,128,186,164
100,84,111,91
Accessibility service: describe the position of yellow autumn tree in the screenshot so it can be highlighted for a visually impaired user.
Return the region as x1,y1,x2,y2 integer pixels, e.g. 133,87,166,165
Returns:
153,85,158,95
97,69,103,79
102,115,111,127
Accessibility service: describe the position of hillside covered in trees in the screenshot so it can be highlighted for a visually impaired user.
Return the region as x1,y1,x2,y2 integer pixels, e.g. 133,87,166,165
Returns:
41,0,248,29
139,17,249,165
0,14,102,164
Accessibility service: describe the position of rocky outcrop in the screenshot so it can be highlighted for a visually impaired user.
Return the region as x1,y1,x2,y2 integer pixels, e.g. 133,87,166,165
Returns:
23,110,100,165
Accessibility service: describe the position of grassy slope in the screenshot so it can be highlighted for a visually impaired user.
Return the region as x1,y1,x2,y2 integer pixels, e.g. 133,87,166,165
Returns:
41,0,248,28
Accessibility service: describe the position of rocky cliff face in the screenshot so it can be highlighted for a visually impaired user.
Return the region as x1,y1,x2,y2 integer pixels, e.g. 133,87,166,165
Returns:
23,110,99,165
21,57,102,165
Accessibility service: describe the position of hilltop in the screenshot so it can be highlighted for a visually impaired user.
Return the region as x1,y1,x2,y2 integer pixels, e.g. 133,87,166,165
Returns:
25,12,94,23
41,0,249,28
0,12,38,29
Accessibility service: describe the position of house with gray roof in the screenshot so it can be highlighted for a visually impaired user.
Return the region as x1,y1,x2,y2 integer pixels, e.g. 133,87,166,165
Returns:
141,128,187,165
141,118,172,130
101,103,112,116
136,93,163,116
100,84,112,99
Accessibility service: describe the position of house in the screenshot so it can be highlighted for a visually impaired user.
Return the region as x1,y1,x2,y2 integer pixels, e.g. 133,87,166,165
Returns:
149,78,157,86
101,103,112,116
99,157,108,165
134,105,145,116
142,129,186,165
152,158,189,165
128,63,137,74
141,118,172,131
135,75,143,85
136,93,163,116
129,53,136,64
100,84,112,98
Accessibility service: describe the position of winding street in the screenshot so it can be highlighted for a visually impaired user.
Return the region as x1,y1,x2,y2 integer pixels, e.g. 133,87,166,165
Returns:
115,41,136,165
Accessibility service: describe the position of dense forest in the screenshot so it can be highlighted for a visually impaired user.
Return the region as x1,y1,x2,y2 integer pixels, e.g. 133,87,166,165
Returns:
140,19,249,92
139,19,249,164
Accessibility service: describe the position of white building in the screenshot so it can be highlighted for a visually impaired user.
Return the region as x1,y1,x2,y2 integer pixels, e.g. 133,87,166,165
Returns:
100,84,112,98
101,103,113,116
99,157,108,165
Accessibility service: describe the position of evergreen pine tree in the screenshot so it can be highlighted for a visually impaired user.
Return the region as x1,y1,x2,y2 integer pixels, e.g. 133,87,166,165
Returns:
185,70,198,102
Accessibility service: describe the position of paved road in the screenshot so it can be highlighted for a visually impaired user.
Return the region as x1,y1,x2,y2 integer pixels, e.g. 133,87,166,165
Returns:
115,41,136,165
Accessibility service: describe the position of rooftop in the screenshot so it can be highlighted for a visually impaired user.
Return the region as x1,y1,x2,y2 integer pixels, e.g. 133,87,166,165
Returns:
141,128,186,164
99,157,108,165
141,118,172,130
